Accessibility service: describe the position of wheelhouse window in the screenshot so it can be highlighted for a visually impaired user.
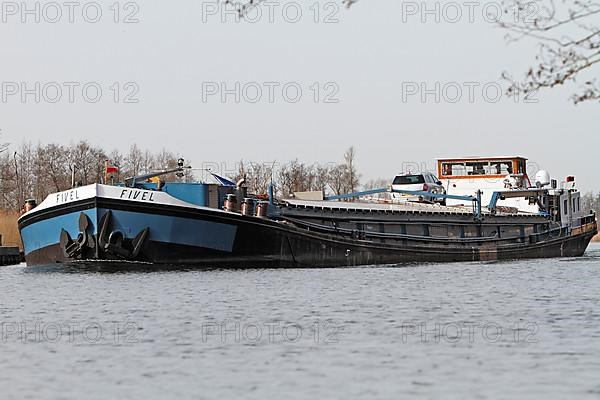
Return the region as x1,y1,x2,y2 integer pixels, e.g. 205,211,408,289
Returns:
440,160,514,177
466,161,487,175
490,161,513,175
441,162,466,176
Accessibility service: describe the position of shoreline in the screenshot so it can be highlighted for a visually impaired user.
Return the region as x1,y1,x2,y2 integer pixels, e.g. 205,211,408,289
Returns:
0,211,22,249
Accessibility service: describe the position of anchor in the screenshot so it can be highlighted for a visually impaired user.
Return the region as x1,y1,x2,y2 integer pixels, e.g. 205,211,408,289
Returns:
97,210,149,260
60,213,95,258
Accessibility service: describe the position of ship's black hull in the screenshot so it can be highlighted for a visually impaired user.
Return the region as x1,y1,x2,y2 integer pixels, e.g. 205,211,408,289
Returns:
25,231,597,268
20,196,597,268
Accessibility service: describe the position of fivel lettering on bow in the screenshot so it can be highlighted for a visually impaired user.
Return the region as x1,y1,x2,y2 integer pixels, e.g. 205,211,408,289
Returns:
119,189,155,202
56,190,80,204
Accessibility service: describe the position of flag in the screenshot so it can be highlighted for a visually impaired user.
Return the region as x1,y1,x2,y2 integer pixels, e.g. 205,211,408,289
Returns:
210,172,236,187
105,159,118,174
104,160,119,184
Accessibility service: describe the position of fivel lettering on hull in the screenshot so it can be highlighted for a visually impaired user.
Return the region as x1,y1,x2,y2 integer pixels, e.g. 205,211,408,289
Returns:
120,189,156,202
56,190,80,204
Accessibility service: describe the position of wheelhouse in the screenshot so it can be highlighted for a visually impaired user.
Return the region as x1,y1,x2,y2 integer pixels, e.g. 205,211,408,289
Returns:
436,156,534,211
437,157,528,180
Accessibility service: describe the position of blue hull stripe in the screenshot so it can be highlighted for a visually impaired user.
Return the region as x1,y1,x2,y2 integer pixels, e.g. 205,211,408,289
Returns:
20,209,98,255
20,208,237,255
99,209,237,252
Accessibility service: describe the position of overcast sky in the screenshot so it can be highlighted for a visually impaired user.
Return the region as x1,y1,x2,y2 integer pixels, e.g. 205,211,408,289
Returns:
1,1,597,190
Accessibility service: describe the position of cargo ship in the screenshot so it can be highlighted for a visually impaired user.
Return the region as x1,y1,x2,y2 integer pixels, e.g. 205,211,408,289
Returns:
18,156,597,267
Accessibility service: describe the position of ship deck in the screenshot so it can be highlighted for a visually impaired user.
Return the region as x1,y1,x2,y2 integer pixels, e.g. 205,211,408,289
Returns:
283,199,536,217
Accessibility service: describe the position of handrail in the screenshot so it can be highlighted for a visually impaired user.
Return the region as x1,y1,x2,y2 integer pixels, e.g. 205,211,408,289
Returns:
323,187,482,219
280,215,564,244
325,187,476,202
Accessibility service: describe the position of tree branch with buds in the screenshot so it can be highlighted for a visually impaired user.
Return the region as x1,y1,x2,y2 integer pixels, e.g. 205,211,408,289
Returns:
498,0,600,103
220,0,358,16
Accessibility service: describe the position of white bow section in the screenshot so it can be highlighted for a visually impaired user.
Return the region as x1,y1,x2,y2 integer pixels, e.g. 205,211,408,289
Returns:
19,184,227,219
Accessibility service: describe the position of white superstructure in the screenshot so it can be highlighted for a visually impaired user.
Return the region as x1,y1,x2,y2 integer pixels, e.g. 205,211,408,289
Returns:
437,156,538,212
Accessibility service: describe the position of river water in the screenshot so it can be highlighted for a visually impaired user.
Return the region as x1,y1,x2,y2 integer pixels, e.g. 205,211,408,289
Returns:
1,244,599,400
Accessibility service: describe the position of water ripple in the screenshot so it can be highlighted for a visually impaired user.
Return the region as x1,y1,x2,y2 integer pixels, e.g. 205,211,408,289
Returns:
1,244,599,399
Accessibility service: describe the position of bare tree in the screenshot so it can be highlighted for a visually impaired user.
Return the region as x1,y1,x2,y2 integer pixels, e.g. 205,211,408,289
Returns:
363,178,390,191
499,0,600,103
278,160,314,196
153,149,174,171
245,162,274,194
235,160,276,195
68,141,107,185
0,151,14,209
37,143,71,193
313,164,332,193
13,143,36,207
582,192,600,221
343,146,360,193
0,131,7,155
328,164,346,196
124,144,144,178
0,132,14,209
142,149,155,175
237,149,360,198
221,0,357,17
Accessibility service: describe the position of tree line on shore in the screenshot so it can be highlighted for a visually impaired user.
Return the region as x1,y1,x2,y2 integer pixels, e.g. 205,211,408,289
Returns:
236,147,360,197
2,137,599,220
0,140,185,211
0,138,363,211
582,193,600,220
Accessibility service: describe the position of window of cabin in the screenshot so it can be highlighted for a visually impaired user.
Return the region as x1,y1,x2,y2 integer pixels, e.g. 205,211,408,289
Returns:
441,160,515,177
484,162,496,175
465,162,488,175
490,161,513,175
577,197,580,212
564,199,568,214
441,162,466,177
517,159,526,174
